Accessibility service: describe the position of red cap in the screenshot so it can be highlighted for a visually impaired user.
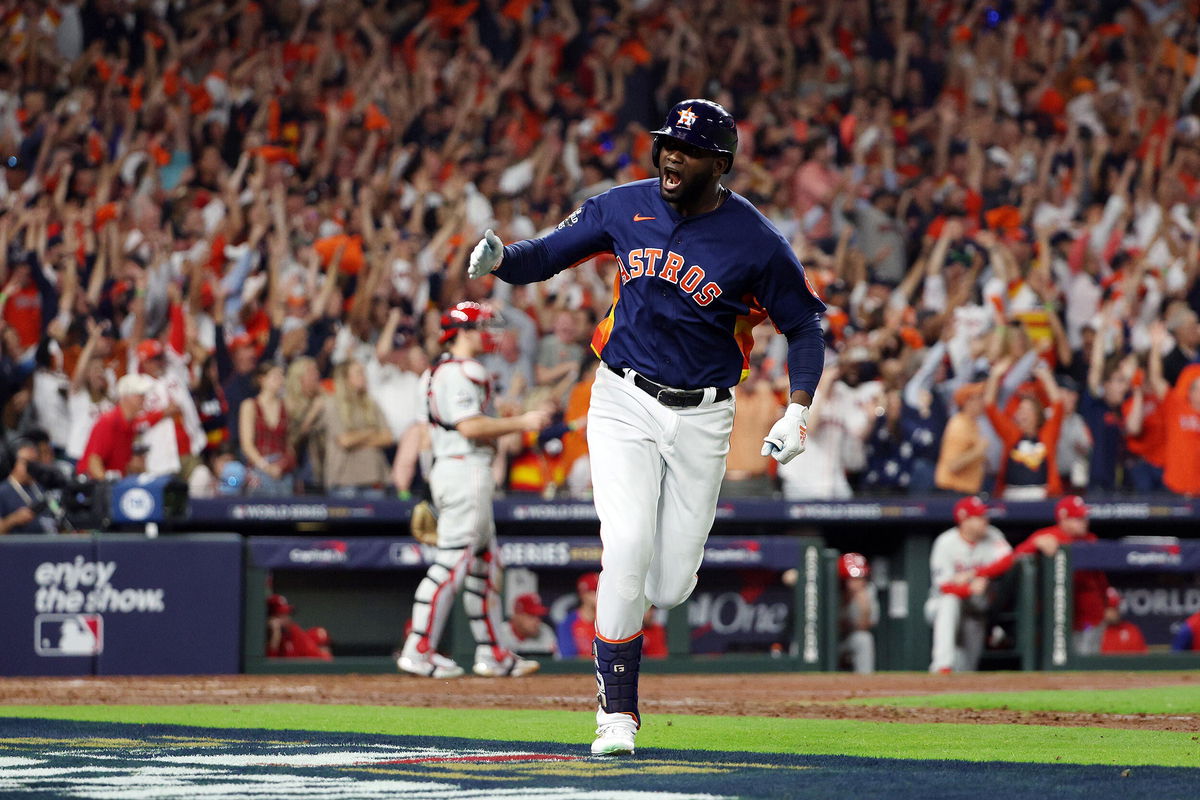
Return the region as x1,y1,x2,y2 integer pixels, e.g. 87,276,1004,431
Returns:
577,572,599,594
954,496,990,523
838,552,870,580
513,592,548,617
267,594,294,617
136,338,164,363
229,333,256,351
1056,495,1091,520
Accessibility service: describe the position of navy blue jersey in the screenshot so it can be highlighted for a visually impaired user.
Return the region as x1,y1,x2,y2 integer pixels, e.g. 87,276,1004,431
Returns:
494,179,826,394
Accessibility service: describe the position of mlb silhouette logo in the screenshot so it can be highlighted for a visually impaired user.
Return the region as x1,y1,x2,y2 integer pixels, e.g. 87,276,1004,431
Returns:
35,614,104,656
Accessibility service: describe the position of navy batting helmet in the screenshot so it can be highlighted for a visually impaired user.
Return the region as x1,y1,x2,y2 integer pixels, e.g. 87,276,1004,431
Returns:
651,99,738,174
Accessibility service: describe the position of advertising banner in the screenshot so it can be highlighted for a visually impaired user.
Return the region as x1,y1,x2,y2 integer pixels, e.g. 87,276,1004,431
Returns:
193,496,1200,526
1068,541,1200,647
1071,540,1200,572
250,535,802,656
95,536,242,674
0,535,243,677
688,577,795,654
248,536,799,571
0,538,97,676
1109,573,1200,646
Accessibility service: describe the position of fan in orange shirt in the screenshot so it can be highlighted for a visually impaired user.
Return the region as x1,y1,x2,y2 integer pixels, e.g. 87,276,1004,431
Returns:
984,357,1064,500
1125,323,1172,491
1161,364,1200,496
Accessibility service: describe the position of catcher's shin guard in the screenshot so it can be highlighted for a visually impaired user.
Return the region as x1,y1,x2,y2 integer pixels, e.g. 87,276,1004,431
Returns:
593,634,643,725
406,546,470,654
463,545,506,663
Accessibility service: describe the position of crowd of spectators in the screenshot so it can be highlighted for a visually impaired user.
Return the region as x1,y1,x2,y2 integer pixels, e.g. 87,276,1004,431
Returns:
2,0,1200,506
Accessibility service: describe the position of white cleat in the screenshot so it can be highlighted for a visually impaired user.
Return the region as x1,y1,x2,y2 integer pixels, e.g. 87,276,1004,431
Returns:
396,651,465,679
472,654,540,677
591,718,637,756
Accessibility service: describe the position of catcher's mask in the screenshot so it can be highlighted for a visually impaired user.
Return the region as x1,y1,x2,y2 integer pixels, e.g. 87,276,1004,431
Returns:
438,301,503,351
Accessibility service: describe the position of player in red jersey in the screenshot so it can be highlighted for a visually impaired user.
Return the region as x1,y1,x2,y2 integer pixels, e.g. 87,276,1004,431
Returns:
975,495,1114,654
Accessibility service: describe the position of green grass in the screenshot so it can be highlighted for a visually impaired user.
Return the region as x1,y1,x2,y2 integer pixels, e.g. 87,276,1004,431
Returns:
2,705,1198,767
856,685,1200,715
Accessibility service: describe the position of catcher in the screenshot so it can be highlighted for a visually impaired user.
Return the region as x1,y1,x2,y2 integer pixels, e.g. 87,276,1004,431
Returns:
397,301,551,678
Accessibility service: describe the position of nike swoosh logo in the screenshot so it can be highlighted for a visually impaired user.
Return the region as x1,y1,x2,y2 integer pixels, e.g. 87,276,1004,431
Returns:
633,214,656,222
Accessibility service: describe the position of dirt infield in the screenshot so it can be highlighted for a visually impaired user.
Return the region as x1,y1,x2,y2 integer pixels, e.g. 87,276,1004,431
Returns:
2,671,1196,732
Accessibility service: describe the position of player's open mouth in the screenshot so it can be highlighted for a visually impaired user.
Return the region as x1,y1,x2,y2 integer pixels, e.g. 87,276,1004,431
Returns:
662,168,681,190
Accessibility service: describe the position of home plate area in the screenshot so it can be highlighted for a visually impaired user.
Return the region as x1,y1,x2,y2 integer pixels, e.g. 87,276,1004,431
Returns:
0,718,1187,800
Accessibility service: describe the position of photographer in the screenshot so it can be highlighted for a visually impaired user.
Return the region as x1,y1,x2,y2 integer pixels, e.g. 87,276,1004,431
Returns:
0,439,59,534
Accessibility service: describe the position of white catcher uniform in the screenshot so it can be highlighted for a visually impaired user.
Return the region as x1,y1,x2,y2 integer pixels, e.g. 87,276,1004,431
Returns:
400,355,509,671
925,525,1012,672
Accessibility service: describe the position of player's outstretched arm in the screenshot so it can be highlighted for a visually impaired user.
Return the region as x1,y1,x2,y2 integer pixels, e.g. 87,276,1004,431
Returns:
468,228,504,280
469,196,614,285
456,409,554,441
761,402,810,465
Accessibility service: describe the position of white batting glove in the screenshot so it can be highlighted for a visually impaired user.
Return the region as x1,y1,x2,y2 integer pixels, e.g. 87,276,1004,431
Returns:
761,403,810,465
468,228,504,280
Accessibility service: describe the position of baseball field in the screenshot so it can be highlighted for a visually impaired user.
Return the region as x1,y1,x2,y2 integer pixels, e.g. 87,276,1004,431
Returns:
1,670,1197,799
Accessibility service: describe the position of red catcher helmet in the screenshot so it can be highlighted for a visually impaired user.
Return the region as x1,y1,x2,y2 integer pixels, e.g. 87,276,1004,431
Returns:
839,553,870,580
438,301,499,349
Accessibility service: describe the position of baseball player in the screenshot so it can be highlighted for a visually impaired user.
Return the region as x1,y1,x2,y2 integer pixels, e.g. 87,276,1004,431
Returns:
925,496,1013,673
973,495,1114,654
838,553,878,674
468,99,825,755
556,571,599,659
500,592,559,658
396,302,551,679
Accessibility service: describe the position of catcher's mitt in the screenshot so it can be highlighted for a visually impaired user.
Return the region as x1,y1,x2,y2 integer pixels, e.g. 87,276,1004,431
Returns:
410,499,439,546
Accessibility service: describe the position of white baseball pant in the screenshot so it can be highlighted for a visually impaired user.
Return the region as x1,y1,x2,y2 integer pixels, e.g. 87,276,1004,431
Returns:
587,364,735,641
925,593,988,672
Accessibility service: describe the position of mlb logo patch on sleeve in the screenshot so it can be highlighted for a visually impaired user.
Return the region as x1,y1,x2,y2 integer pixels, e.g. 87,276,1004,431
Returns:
34,614,103,656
